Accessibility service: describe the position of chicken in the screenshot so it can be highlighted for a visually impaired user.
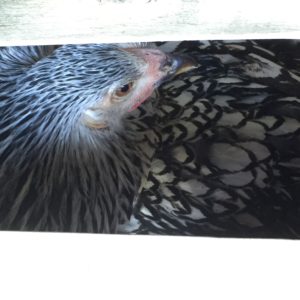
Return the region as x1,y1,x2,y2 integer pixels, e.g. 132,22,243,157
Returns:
125,40,300,238
0,43,194,232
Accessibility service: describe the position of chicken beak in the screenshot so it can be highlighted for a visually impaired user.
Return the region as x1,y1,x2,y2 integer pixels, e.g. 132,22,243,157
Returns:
160,53,198,80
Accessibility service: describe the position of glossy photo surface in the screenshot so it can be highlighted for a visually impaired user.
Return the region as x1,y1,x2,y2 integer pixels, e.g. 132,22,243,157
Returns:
0,40,299,238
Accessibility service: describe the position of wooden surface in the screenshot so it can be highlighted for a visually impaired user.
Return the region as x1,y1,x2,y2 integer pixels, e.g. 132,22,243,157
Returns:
0,0,300,46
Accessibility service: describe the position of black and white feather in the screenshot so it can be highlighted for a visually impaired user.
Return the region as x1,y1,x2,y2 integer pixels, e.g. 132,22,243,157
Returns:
126,40,300,238
0,44,155,232
1,40,300,238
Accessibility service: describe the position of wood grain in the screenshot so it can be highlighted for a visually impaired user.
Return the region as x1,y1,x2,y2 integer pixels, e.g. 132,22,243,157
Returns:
0,0,300,46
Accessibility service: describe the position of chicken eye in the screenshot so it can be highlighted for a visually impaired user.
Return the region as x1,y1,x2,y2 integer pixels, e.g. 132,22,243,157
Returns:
115,81,134,98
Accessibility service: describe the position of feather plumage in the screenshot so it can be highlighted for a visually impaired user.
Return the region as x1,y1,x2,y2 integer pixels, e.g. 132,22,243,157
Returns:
126,40,300,238
0,43,162,232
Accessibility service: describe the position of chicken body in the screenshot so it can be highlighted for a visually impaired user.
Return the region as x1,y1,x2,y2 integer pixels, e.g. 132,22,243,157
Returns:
2,40,299,238
126,40,300,238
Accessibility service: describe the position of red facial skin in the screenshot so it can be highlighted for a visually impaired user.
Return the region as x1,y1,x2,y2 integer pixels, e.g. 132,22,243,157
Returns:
125,48,169,112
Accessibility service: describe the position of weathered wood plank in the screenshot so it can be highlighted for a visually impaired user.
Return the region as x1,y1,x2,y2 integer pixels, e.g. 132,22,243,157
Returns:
0,0,300,46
